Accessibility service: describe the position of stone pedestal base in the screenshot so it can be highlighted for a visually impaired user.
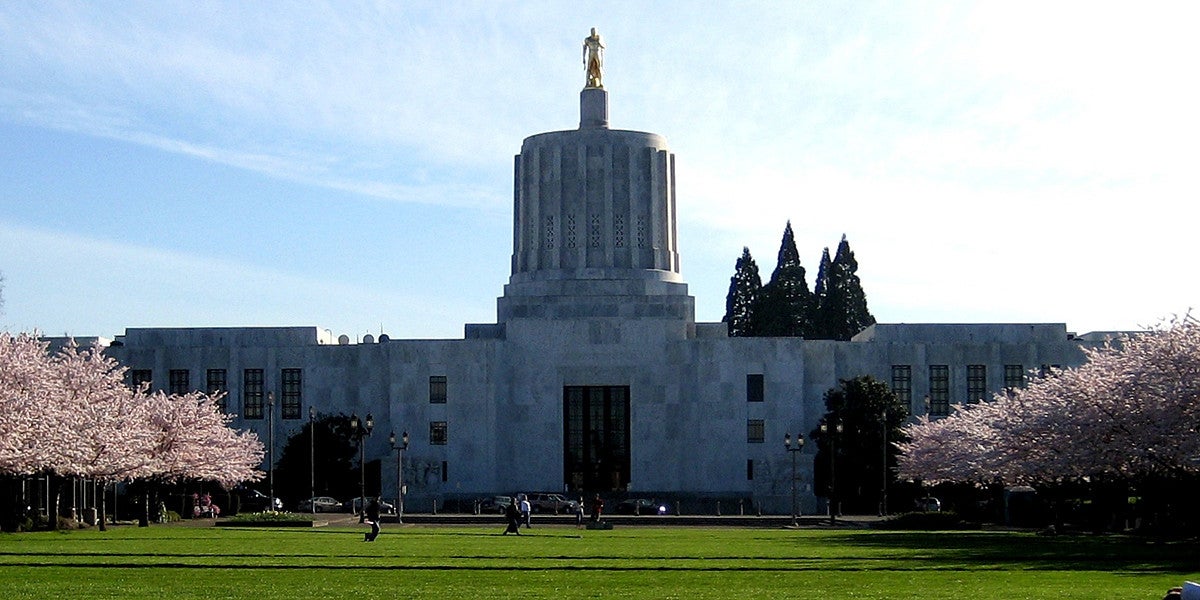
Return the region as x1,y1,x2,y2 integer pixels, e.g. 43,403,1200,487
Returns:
580,88,608,129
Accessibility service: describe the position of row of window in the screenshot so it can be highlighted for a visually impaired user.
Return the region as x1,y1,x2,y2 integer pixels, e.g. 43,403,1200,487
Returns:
744,364,1061,417
890,363,1058,416
129,370,450,416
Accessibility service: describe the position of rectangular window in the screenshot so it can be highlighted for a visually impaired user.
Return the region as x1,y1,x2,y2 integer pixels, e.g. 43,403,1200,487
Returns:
281,368,302,419
929,365,950,416
243,369,264,420
441,461,448,483
747,459,755,481
1004,364,1025,392
967,365,987,403
746,374,764,403
747,419,765,443
429,375,447,404
891,365,912,407
130,369,152,390
430,421,447,445
168,369,189,395
207,369,227,411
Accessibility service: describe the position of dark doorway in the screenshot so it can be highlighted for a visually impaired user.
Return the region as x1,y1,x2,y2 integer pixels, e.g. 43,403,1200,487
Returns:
563,386,630,492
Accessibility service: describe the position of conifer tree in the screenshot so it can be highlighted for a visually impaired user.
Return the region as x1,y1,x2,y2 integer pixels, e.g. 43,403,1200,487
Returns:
751,221,812,337
810,247,834,338
722,247,762,337
829,235,875,340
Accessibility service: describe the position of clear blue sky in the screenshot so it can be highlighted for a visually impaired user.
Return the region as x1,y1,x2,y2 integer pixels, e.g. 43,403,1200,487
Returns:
2,2,1197,340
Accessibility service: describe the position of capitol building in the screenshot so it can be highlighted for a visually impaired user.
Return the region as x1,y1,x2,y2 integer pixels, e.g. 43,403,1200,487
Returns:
105,41,1117,514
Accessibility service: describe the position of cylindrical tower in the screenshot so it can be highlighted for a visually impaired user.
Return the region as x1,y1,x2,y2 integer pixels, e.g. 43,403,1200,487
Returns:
498,86,693,323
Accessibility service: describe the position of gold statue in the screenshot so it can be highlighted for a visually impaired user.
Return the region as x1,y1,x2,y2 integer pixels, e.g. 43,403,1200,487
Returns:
583,27,605,89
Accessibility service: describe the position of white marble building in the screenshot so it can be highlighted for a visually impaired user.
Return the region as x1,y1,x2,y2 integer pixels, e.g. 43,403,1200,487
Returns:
107,81,1116,514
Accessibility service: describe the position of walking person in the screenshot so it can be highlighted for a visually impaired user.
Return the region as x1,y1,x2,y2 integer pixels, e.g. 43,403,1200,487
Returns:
502,497,521,535
363,497,381,542
590,494,604,522
575,497,585,529
519,494,532,528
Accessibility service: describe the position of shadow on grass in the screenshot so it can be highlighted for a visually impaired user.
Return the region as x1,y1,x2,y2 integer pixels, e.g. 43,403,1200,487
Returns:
823,531,1200,573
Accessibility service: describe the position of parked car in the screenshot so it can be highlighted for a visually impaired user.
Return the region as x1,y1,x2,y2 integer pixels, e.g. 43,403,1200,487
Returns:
478,495,514,514
916,496,941,512
529,493,578,514
297,496,342,513
345,497,396,515
233,487,283,513
616,498,669,515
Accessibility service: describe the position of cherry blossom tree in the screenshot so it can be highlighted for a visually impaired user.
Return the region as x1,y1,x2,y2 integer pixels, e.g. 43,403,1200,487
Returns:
897,316,1200,528
0,333,263,530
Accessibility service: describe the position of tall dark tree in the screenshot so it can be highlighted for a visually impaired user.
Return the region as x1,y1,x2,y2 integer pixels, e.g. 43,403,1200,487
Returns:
272,414,359,508
722,247,762,337
810,376,909,515
751,221,812,337
830,235,876,340
810,247,834,339
814,235,876,340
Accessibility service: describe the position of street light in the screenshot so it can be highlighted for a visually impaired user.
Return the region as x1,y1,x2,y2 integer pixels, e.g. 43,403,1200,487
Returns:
267,391,276,511
389,431,409,524
879,407,889,517
309,406,316,516
784,432,805,526
350,412,374,522
821,421,843,524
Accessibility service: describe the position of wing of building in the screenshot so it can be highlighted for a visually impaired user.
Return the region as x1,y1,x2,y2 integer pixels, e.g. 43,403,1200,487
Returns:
106,58,1120,515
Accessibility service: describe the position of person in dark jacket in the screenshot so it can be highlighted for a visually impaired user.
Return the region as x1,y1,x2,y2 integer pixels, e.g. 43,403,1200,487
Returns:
503,497,521,535
364,497,381,542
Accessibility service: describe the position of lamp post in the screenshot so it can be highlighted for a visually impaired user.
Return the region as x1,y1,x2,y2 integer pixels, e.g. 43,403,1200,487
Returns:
784,433,805,526
309,406,316,516
879,407,889,517
350,412,374,522
267,391,276,511
389,431,409,524
821,421,843,524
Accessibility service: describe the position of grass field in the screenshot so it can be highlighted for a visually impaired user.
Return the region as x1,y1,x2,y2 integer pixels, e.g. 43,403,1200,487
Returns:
1,523,1196,599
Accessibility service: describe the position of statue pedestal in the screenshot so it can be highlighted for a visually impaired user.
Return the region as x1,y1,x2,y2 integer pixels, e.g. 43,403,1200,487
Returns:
580,88,608,129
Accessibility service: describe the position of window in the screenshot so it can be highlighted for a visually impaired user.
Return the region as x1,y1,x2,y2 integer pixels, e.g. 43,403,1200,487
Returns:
563,386,630,492
281,369,302,419
747,459,755,481
168,369,189,395
967,365,987,403
746,374,764,403
430,421,448,445
130,369,152,390
1004,364,1025,392
429,375,447,404
929,365,950,416
207,369,227,411
891,365,912,407
441,461,448,483
243,369,264,419
747,419,765,443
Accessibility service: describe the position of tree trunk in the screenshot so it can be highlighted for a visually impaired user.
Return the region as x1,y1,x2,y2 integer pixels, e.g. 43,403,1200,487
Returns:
97,482,108,532
139,485,149,527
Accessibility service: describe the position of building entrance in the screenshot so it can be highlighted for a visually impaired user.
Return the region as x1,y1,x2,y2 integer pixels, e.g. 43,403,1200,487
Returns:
563,386,630,492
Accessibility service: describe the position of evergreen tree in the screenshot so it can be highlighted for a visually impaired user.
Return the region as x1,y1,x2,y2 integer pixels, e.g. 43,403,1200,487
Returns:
810,376,910,515
273,414,360,507
827,235,875,340
810,247,834,339
751,221,812,337
722,247,762,337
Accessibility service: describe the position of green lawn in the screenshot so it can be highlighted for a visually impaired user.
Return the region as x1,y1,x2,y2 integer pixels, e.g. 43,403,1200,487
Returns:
1,524,1196,599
